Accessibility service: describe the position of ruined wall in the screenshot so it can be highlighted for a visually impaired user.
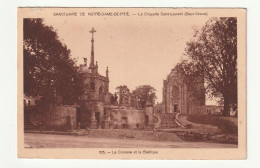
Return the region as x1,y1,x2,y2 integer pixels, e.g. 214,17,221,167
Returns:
107,107,145,129
51,105,77,130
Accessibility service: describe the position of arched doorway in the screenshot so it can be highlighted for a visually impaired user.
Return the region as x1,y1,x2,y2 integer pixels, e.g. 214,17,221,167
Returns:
172,85,179,100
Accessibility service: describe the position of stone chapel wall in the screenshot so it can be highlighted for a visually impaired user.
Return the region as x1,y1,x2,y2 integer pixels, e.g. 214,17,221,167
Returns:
51,105,77,130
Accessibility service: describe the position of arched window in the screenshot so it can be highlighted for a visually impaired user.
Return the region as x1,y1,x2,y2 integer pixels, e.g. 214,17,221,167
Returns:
172,85,179,100
99,87,104,100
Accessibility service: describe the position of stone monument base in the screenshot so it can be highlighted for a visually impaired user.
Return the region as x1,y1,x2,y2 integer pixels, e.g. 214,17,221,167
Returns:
103,121,110,129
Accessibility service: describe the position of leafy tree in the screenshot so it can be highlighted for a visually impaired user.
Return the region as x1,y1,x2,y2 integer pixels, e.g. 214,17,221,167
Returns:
174,60,206,102
23,18,84,105
110,92,118,105
132,85,157,108
116,85,130,104
185,17,237,116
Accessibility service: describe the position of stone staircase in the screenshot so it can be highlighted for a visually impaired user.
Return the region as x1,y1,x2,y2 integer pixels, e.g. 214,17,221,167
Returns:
175,113,192,129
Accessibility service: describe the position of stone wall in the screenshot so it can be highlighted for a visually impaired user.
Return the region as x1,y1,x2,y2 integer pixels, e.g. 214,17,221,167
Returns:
51,105,77,130
158,113,178,128
107,106,145,129
144,106,154,128
79,101,105,129
202,105,223,115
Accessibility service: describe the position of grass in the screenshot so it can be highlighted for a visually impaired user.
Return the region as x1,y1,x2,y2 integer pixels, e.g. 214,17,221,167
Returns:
186,115,238,135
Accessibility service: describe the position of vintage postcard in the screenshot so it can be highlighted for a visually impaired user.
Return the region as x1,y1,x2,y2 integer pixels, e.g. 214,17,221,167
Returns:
17,8,246,159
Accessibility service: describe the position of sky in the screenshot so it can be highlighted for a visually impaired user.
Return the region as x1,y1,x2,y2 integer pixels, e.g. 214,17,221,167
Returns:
43,11,214,104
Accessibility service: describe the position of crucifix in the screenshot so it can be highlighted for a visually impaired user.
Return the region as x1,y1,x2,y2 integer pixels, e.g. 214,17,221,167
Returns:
89,27,96,39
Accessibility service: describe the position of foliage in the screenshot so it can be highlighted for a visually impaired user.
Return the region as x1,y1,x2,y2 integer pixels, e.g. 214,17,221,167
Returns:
23,18,85,105
116,85,130,104
174,60,205,100
184,17,237,116
110,92,119,105
132,85,157,108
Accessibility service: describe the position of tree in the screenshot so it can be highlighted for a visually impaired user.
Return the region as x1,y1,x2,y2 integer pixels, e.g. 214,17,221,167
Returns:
175,60,206,101
110,92,118,105
23,18,84,105
185,17,237,116
132,85,157,108
116,85,130,104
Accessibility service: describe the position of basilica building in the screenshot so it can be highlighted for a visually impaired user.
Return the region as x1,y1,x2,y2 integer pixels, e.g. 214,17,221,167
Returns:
162,67,205,114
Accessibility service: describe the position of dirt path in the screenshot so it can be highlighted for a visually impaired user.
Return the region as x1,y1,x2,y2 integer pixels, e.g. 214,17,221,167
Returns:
85,129,183,142
25,133,237,148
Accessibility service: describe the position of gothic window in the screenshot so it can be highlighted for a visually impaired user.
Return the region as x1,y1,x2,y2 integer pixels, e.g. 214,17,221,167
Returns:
99,87,104,100
174,105,178,112
172,85,179,100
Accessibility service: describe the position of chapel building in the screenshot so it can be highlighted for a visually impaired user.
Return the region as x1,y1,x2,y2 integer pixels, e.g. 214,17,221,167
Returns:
162,67,205,114
78,28,112,128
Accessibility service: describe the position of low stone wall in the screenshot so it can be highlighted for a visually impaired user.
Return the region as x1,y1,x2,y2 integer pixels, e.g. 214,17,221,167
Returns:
158,113,178,128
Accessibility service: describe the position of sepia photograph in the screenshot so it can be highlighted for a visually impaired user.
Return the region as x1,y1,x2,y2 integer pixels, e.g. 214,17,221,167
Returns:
17,8,246,159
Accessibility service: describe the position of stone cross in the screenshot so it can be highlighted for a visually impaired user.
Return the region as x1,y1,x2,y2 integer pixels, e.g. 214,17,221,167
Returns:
89,28,96,39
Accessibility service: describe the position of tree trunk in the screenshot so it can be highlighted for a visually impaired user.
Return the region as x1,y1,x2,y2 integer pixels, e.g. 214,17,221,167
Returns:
49,103,53,128
223,95,230,116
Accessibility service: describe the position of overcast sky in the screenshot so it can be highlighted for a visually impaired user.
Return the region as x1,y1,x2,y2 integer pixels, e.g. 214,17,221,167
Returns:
43,13,213,104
